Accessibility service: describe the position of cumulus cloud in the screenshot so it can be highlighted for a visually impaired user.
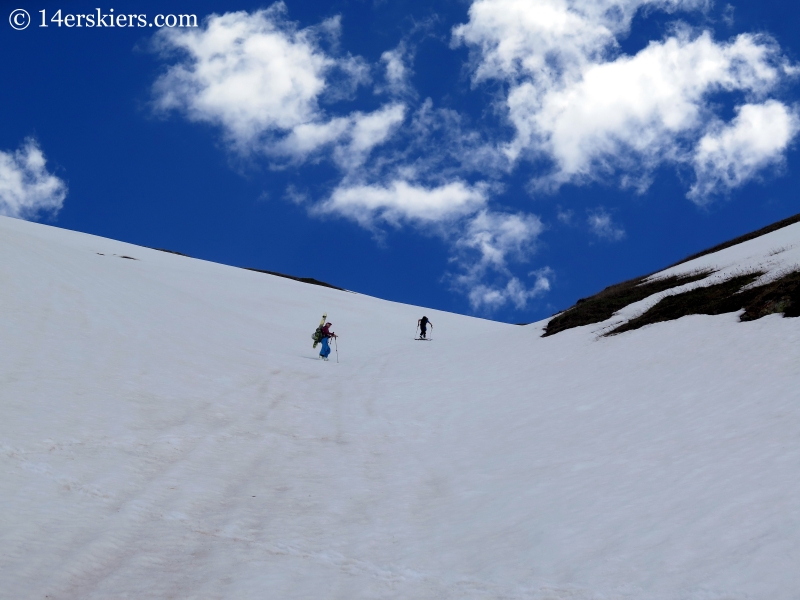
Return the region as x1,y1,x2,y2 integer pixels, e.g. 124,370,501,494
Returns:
453,0,799,198
277,103,406,167
452,210,549,310
317,179,488,228
376,17,442,99
378,43,416,97
143,1,800,316
689,100,800,202
335,104,406,167
467,272,551,311
453,0,708,85
513,32,790,188
148,5,553,313
456,209,545,267
0,139,67,220
318,181,550,311
153,4,336,148
587,208,626,240
152,4,400,164
148,3,576,314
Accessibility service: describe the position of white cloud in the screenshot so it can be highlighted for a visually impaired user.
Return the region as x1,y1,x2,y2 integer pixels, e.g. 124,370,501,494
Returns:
378,44,415,97
318,179,488,227
722,4,735,27
557,207,574,224
588,208,626,240
150,5,547,314
152,4,400,164
276,103,406,167
453,210,548,310
273,116,352,158
465,270,552,311
453,0,707,85
318,180,551,311
515,32,788,183
456,209,545,268
153,5,336,149
284,184,308,205
467,276,540,311
336,104,407,167
689,100,800,202
0,139,67,220
453,0,798,197
398,100,509,180
144,1,800,315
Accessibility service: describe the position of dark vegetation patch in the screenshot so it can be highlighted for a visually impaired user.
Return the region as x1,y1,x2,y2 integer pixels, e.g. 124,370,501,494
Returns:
740,271,800,321
244,268,346,291
96,252,137,260
608,273,761,335
607,270,800,335
542,271,713,337
149,247,345,291
542,211,800,337
151,247,190,257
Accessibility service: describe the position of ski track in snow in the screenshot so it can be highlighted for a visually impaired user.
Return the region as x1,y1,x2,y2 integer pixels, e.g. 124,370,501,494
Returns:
1,215,800,599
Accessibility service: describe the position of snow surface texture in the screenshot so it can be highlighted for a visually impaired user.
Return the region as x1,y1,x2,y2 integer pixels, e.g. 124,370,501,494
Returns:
2,215,800,599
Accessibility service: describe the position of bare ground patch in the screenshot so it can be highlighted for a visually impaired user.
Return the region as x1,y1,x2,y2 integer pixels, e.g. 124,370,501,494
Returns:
606,270,800,335
543,271,712,337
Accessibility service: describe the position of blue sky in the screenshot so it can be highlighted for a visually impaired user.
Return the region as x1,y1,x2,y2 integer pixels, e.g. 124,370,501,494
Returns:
2,0,799,324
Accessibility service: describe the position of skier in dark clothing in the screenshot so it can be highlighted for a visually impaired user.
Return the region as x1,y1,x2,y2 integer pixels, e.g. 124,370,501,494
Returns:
417,316,432,339
319,322,337,360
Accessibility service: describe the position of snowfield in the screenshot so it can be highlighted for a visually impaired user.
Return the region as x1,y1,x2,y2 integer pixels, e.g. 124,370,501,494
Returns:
2,215,800,599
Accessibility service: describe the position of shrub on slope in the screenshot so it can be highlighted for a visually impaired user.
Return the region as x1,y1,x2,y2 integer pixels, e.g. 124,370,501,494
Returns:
607,270,800,335
542,271,712,336
544,211,800,337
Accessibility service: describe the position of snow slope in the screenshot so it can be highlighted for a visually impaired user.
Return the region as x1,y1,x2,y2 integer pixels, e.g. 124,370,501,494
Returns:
607,221,800,331
2,215,800,599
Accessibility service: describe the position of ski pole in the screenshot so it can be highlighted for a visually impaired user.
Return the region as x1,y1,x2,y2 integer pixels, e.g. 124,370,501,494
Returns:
334,336,339,363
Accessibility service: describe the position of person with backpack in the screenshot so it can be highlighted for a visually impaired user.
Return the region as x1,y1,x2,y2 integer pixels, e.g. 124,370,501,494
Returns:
417,316,432,339
318,322,337,360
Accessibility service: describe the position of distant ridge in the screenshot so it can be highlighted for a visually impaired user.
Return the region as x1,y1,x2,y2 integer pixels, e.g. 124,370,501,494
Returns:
242,268,346,291
543,211,800,337
150,247,345,291
150,247,190,257
669,212,800,268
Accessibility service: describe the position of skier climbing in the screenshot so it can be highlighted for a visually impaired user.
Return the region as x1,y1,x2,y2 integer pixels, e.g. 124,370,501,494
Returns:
417,316,432,340
319,322,337,361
